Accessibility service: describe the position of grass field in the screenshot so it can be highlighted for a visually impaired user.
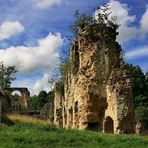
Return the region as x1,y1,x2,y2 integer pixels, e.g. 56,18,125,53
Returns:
0,114,148,148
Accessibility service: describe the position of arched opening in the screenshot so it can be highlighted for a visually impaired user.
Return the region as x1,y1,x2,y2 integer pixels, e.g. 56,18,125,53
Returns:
104,116,114,133
64,113,67,125
68,107,73,127
11,91,22,111
64,107,67,125
87,122,100,131
74,101,79,127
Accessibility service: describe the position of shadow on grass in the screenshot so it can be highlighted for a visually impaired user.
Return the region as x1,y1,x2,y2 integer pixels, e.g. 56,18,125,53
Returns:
1,113,14,126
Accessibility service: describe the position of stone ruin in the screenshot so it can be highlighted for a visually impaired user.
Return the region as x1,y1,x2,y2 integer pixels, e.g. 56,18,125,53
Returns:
0,87,29,122
4,87,30,111
53,20,135,134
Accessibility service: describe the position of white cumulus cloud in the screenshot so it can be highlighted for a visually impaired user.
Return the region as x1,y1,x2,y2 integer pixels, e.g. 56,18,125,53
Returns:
108,0,138,44
96,0,148,44
32,73,51,95
140,5,148,38
12,73,53,96
0,21,24,40
36,0,64,9
0,32,63,73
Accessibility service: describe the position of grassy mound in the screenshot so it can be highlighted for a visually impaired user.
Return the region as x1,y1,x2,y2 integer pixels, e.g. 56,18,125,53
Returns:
0,115,148,148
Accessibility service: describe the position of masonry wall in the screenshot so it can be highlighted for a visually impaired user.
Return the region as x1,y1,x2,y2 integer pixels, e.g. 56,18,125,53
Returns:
54,24,135,133
104,70,135,133
54,83,64,127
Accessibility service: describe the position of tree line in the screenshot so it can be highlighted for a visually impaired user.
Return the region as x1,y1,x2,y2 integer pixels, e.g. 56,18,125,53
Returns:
126,64,148,129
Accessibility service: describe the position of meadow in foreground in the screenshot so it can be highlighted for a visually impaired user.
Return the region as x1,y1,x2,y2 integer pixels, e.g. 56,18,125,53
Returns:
0,115,148,148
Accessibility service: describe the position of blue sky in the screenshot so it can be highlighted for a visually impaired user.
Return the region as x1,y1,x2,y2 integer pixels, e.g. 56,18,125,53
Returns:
0,0,147,95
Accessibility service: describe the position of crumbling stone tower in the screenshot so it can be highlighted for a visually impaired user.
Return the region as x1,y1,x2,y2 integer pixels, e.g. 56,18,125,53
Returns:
54,14,135,133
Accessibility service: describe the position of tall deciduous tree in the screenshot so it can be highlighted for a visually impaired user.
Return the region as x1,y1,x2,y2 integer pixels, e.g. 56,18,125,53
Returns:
145,71,148,96
29,91,54,110
126,64,145,98
126,64,148,109
0,62,17,89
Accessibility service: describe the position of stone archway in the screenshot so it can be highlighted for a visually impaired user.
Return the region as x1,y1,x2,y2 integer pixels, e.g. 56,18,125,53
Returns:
4,87,30,109
68,107,73,128
11,91,22,111
74,101,78,128
104,116,114,133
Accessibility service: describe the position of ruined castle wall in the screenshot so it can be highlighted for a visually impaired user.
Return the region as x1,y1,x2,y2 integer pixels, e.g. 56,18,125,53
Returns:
54,84,63,127
63,36,111,130
104,70,135,133
54,25,135,133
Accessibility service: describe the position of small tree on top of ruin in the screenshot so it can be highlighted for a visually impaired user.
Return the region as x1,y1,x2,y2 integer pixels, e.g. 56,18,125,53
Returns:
60,4,121,85
69,4,119,40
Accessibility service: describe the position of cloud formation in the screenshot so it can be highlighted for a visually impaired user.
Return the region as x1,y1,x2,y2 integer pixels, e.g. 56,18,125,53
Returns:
12,73,52,96
107,1,148,61
140,5,148,38
125,46,148,60
108,0,138,44
0,33,63,73
0,21,24,40
32,73,51,95
97,0,148,44
36,0,64,9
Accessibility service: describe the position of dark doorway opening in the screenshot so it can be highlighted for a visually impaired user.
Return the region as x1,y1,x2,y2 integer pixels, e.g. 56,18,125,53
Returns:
87,122,99,131
104,116,114,133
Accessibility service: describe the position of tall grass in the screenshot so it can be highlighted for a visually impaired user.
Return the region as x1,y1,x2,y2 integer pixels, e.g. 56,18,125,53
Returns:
7,114,49,125
0,114,148,148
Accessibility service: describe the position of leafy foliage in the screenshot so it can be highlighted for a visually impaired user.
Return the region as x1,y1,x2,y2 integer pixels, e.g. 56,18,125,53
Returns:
70,9,94,37
135,107,148,129
60,5,120,86
29,91,54,110
126,64,148,129
126,64,145,97
126,64,148,108
70,4,119,40
0,62,17,89
55,81,64,96
59,61,71,83
2,92,11,112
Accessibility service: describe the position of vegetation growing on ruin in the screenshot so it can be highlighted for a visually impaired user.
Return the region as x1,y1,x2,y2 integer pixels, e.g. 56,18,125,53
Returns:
57,6,148,132
70,5,119,41
56,7,148,133
59,5,121,88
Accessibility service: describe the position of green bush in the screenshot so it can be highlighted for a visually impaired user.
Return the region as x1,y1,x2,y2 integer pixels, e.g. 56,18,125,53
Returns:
2,93,11,112
29,91,54,110
135,107,148,129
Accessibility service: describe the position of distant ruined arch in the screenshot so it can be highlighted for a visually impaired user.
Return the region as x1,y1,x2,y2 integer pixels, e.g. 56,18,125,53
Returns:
4,87,30,109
